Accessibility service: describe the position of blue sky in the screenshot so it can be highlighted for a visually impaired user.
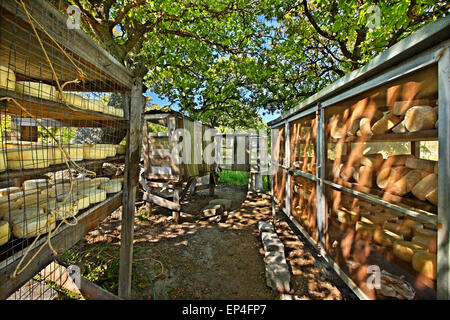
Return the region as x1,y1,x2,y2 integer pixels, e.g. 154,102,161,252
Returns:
145,90,281,124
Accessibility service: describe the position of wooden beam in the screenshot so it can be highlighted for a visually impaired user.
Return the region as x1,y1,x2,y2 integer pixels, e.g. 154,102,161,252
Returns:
118,78,143,299
143,192,181,211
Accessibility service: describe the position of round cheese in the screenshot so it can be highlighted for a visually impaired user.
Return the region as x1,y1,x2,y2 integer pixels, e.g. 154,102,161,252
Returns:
6,145,52,169
52,144,84,164
0,150,6,172
412,251,436,280
23,179,50,191
62,92,86,109
0,65,16,90
413,225,437,238
393,240,424,262
81,189,106,204
12,212,56,239
0,187,21,197
373,229,403,247
86,99,105,113
83,144,116,159
53,201,79,220
0,220,10,246
15,81,59,101
412,235,437,253
99,179,123,194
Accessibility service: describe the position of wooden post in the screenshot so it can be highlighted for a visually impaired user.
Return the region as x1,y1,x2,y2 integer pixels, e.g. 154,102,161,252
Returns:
209,172,216,196
118,78,143,299
172,188,180,224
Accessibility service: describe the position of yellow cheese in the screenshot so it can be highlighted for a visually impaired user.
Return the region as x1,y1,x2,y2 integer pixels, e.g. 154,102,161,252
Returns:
412,251,436,280
393,240,425,263
425,188,438,205
0,198,22,220
412,235,437,253
15,81,59,101
413,225,437,238
52,144,84,164
0,149,6,172
23,179,50,191
387,170,423,196
86,99,105,113
62,92,86,109
99,179,123,194
53,201,79,220
0,220,10,246
80,189,106,204
115,144,126,155
6,145,52,169
405,106,437,132
412,173,438,201
0,65,16,90
0,187,21,196
393,99,430,116
371,112,401,134
373,229,403,247
12,212,56,239
405,158,436,173
83,144,116,159
384,221,412,240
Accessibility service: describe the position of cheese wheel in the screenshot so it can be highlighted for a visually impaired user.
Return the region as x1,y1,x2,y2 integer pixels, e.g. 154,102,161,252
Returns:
52,144,84,164
83,144,116,159
384,221,412,240
360,215,389,226
92,177,110,185
413,225,437,238
6,145,52,169
0,150,6,172
0,64,14,89
23,179,50,191
412,235,437,253
383,155,414,168
340,166,355,181
0,187,21,197
62,92,86,109
411,173,438,201
405,106,437,132
10,207,45,224
330,121,346,139
374,229,403,247
387,170,423,196
115,144,126,155
80,189,106,204
0,65,15,90
391,120,407,133
377,167,409,190
12,212,56,239
0,220,10,246
393,100,429,116
53,201,79,220
360,154,384,169
412,251,436,280
405,158,436,173
85,99,104,112
371,112,401,134
425,188,438,205
0,199,22,220
15,81,59,101
393,240,425,262
353,166,373,187
99,179,123,194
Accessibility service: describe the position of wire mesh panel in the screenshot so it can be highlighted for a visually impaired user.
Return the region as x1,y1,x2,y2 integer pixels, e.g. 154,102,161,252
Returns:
0,0,131,299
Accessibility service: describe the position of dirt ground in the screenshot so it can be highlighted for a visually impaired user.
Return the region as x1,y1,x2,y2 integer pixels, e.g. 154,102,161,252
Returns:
65,184,356,300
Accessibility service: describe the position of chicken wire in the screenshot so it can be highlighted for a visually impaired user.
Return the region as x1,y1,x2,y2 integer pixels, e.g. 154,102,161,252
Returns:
0,0,130,299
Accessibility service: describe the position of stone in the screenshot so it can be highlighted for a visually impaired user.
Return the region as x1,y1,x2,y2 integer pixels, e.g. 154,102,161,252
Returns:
261,232,285,252
264,250,286,265
202,204,224,218
258,221,275,234
265,262,291,293
209,199,232,211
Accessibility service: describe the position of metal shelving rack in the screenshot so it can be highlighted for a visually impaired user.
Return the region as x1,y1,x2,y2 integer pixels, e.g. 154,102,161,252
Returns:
0,0,142,300
269,16,450,300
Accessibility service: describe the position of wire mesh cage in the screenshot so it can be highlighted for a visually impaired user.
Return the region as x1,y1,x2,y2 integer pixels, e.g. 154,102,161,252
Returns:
0,0,132,299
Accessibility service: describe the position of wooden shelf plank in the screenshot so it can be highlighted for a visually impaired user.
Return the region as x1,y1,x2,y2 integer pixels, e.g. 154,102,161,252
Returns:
0,155,125,180
331,130,438,143
0,89,127,124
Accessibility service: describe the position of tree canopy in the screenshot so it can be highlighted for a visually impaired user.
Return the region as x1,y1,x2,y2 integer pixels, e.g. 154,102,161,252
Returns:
67,0,449,127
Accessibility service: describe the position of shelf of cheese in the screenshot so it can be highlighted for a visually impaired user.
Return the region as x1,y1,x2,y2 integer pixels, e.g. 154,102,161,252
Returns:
332,201,437,281
0,176,123,244
0,65,125,120
330,153,438,209
329,101,438,143
0,142,123,172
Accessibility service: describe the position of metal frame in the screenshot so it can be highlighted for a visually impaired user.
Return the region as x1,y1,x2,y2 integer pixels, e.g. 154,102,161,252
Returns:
270,17,450,300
